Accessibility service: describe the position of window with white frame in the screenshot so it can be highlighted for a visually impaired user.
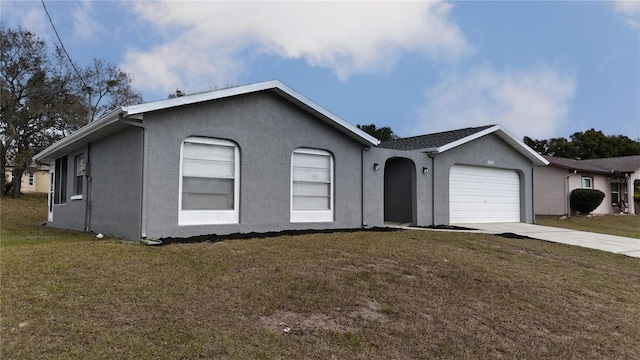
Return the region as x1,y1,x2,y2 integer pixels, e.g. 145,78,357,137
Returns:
73,154,84,198
179,137,239,225
611,182,620,205
28,173,34,186
581,177,592,189
291,148,334,222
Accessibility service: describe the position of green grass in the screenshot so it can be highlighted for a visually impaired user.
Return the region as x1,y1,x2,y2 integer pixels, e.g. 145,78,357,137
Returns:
537,214,640,239
2,194,640,359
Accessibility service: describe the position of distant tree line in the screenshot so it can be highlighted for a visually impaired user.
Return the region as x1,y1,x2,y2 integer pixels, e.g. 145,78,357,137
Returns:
524,129,640,159
357,123,399,142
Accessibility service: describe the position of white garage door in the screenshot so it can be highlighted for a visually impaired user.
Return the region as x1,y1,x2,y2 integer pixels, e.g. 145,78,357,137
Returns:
449,165,521,223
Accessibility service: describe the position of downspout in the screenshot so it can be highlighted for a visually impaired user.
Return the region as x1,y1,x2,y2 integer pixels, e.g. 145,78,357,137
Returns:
565,170,578,217
427,152,436,226
118,114,148,239
531,167,535,224
625,173,632,214
84,143,92,232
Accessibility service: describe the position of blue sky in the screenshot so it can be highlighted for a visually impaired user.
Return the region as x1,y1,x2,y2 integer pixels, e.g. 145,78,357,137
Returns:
3,1,639,141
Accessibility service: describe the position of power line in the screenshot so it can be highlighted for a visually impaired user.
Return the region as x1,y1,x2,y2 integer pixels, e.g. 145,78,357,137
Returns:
40,0,88,89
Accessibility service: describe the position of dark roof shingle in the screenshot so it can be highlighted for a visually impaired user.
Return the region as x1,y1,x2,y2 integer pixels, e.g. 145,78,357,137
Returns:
379,125,494,150
545,155,640,174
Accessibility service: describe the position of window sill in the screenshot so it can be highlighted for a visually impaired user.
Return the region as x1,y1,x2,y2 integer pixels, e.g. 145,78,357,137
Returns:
70,195,83,201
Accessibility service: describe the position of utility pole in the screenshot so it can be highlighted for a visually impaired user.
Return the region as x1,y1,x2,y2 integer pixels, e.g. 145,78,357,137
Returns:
84,86,92,123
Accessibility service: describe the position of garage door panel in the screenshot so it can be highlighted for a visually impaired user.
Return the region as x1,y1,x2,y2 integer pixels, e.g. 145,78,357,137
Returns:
451,190,520,200
450,182,518,192
450,165,521,223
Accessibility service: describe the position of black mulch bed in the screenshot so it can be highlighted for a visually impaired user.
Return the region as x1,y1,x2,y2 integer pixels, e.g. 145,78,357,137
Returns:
154,227,401,246
414,225,478,231
494,232,536,240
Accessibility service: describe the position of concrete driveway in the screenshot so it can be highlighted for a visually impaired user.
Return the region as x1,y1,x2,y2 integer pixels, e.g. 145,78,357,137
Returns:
456,222,640,258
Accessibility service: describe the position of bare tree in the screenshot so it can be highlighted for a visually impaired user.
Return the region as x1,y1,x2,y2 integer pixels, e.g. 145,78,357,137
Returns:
0,24,143,197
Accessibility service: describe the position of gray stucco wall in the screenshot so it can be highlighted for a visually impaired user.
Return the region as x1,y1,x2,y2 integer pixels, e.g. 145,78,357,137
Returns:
49,147,88,231
363,148,432,227
364,134,538,227
143,91,366,239
89,127,144,239
534,165,571,215
431,134,537,224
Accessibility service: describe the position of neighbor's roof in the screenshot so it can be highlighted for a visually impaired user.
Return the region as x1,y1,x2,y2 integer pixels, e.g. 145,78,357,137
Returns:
34,80,380,163
545,155,640,174
380,125,549,166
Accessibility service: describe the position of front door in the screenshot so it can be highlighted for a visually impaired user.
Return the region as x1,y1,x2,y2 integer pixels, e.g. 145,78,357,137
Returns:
383,158,416,224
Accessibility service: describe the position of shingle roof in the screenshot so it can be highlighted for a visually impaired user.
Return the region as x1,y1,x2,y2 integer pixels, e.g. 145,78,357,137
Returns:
545,155,640,174
379,125,494,150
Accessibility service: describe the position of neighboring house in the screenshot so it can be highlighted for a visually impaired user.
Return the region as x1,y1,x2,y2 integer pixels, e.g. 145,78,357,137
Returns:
534,155,640,216
4,162,50,193
33,80,548,240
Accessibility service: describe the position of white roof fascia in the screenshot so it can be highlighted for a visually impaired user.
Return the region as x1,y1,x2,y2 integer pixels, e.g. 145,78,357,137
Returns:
492,125,549,166
270,81,380,146
33,108,125,163
122,81,282,116
433,125,549,166
34,80,380,163
435,125,500,153
123,80,380,146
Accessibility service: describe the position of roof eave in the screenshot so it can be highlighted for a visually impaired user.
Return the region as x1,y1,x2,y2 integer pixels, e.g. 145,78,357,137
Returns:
268,82,380,146
434,125,549,166
33,80,379,163
124,80,379,147
33,108,125,163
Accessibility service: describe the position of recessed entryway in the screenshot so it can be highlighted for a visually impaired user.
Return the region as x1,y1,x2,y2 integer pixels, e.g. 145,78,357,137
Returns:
384,158,416,225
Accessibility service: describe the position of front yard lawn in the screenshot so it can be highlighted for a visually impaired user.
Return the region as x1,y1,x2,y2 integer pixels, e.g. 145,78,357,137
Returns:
2,195,640,359
536,214,640,239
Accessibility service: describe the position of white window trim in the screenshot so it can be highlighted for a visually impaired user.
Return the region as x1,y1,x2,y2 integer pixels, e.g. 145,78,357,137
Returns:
611,183,620,205
178,137,240,225
581,176,592,189
290,148,334,223
74,154,85,196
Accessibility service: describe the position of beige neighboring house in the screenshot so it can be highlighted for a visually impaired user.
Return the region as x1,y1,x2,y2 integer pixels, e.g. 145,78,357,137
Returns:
535,155,640,216
4,162,50,194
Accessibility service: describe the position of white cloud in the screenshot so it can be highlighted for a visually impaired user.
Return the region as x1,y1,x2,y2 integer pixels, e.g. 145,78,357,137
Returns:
609,0,640,28
1,1,49,40
72,1,102,41
414,65,576,139
122,1,469,97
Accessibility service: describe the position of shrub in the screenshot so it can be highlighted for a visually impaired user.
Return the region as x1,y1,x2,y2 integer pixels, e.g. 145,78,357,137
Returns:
570,189,605,214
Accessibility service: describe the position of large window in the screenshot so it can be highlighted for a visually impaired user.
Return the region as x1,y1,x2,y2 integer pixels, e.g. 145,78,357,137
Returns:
54,155,68,205
291,148,334,222
179,137,239,225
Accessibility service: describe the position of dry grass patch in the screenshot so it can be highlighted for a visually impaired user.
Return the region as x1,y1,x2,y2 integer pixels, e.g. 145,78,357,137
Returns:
537,214,640,239
2,195,640,359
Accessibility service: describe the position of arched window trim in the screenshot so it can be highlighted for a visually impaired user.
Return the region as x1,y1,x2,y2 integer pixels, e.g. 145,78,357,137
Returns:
178,137,240,225
290,148,334,223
